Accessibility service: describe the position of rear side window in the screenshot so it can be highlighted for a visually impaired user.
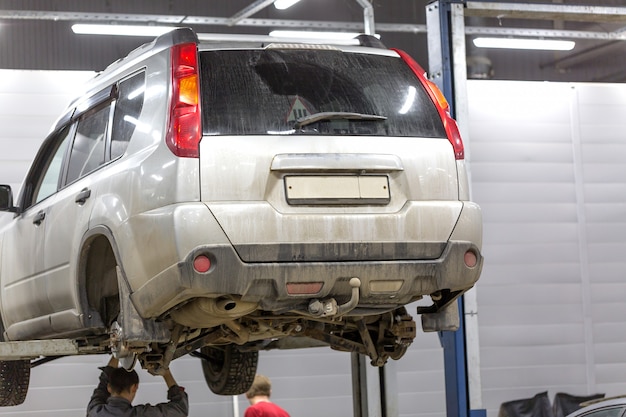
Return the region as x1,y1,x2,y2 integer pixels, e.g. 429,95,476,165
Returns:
200,49,445,137
66,104,110,184
111,71,146,159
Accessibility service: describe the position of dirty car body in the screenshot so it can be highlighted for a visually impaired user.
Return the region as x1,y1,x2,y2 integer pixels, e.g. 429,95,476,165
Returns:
0,28,482,404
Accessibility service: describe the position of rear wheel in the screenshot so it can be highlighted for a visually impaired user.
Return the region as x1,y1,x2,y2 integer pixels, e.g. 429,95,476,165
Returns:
200,345,258,395
0,360,30,406
0,318,30,406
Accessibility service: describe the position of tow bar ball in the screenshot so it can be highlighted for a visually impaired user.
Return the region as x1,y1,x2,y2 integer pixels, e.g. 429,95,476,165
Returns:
307,277,361,317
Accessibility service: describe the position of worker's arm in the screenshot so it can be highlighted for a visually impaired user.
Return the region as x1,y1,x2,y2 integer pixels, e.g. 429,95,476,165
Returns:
86,356,119,416
107,356,119,369
132,368,189,417
162,368,178,389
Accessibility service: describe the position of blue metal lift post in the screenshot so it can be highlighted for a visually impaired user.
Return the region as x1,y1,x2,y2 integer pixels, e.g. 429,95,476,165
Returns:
427,2,486,417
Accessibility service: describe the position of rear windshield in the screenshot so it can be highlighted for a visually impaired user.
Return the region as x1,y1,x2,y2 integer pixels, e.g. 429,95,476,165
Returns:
199,48,446,137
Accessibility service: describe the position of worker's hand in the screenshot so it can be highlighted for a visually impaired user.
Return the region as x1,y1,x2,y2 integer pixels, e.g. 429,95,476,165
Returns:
98,355,119,379
144,363,179,388
107,356,119,368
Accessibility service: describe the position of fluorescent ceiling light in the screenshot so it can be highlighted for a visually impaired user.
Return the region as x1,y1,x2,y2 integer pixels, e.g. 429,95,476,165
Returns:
71,24,176,37
274,0,302,10
269,30,379,41
473,37,575,51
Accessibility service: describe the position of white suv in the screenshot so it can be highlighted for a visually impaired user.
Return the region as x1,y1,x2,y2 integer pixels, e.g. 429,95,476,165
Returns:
0,28,482,405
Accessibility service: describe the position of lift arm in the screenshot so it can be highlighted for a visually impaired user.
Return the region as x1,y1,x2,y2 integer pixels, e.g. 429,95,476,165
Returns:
0,339,100,360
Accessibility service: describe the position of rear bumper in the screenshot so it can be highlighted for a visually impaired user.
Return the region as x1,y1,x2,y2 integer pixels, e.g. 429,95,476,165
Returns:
131,239,483,318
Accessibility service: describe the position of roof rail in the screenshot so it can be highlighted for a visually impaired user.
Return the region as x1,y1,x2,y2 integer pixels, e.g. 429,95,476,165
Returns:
195,32,386,48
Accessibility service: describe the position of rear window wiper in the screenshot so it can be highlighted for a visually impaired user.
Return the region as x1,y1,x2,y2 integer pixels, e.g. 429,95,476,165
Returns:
294,112,387,129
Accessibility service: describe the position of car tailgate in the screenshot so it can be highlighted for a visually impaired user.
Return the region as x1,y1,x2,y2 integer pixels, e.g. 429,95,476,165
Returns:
199,135,461,252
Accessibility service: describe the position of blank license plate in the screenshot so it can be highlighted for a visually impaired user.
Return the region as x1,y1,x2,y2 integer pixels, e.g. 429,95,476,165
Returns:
285,175,390,205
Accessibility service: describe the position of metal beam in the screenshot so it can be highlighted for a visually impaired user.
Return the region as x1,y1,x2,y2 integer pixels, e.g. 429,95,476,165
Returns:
228,0,377,32
350,353,398,417
3,3,626,37
191,17,425,33
465,26,626,41
427,4,469,417
0,9,424,34
0,9,186,23
466,2,626,24
188,16,364,30
0,339,82,360
227,0,277,26
355,0,375,35
7,8,625,40
463,2,626,72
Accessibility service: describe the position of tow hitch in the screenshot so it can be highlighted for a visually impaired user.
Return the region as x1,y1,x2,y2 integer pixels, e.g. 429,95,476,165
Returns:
306,277,361,317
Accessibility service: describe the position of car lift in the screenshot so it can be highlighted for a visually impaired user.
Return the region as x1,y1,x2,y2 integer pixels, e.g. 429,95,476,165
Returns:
0,339,98,366
428,3,486,417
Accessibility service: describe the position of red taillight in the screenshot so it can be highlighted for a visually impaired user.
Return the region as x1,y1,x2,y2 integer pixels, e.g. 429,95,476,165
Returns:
392,48,465,160
441,110,464,160
167,42,201,158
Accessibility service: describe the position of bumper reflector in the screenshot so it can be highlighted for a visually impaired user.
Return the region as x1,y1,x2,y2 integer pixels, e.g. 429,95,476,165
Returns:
369,280,403,293
464,250,478,268
193,255,211,273
286,282,323,295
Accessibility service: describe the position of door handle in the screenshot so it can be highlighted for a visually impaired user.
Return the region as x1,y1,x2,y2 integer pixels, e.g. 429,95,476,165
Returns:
75,188,91,205
33,210,45,225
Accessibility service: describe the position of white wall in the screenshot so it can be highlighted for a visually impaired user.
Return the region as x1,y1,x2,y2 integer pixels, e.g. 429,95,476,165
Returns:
469,80,626,417
0,70,94,196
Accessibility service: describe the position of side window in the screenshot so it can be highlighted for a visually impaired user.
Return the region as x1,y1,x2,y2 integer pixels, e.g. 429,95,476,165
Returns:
32,126,73,205
111,71,146,159
66,104,111,184
582,408,626,417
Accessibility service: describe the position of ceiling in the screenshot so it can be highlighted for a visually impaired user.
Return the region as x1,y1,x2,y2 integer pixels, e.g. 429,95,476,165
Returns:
0,0,625,82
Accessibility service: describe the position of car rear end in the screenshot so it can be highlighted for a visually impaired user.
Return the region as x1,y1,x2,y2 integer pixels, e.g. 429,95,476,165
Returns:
175,38,482,319
126,30,481,331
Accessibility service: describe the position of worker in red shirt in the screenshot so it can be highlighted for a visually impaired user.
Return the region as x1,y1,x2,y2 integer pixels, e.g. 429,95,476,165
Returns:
244,374,290,417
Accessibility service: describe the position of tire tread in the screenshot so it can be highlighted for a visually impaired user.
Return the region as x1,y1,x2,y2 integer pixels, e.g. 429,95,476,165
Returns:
0,360,30,406
201,346,258,396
